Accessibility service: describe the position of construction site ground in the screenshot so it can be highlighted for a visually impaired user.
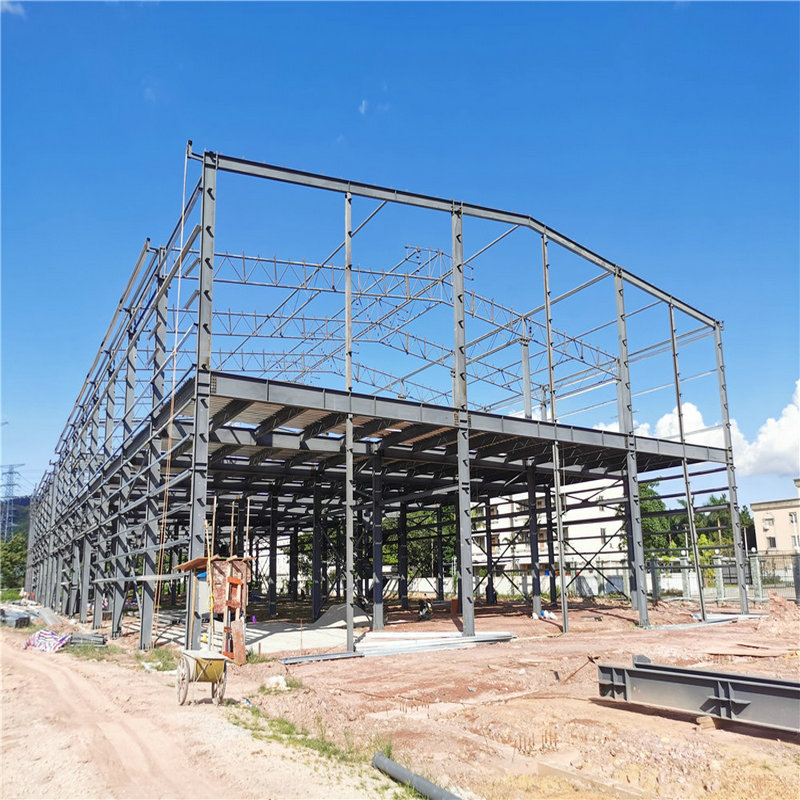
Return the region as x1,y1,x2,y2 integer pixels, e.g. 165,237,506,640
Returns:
2,594,799,800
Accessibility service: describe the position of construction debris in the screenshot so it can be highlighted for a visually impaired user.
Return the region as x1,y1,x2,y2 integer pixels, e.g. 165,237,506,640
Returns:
356,631,515,657
23,629,71,653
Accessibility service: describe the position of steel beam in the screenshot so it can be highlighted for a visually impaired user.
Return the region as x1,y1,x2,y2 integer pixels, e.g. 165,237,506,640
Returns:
198,147,716,327
598,656,800,734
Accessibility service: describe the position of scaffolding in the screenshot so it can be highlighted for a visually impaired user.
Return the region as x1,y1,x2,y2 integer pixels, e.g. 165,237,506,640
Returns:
25,143,749,650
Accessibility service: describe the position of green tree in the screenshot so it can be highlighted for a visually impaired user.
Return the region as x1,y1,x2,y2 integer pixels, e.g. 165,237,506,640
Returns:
640,482,671,550
615,482,671,551
383,506,457,577
0,533,27,589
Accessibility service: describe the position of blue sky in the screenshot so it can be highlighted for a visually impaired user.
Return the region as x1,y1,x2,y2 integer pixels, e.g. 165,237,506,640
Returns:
1,1,798,505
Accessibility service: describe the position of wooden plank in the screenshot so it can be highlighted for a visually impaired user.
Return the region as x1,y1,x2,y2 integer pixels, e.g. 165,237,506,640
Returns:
231,618,246,665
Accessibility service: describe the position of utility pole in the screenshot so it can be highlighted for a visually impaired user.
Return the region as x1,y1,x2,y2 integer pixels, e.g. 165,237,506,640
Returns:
1,464,24,541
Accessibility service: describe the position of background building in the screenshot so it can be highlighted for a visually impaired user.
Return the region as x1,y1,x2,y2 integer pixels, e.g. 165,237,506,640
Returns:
751,479,800,552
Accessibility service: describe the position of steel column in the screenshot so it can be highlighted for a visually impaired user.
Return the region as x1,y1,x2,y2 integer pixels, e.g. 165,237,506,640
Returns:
289,525,298,601
436,507,445,601
270,493,279,617
614,271,648,626
312,484,322,621
398,503,409,610
344,191,355,651
527,465,542,618
452,208,475,637
542,233,569,631
79,536,92,623
714,324,749,613
139,274,167,648
484,499,496,604
668,304,707,621
186,152,217,649
111,314,138,637
93,364,116,628
371,456,384,630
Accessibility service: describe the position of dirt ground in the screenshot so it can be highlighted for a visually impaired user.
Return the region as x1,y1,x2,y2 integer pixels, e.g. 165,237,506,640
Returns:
2,594,799,800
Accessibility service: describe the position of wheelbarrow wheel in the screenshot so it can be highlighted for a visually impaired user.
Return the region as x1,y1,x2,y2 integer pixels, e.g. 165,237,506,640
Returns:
211,662,227,706
176,655,189,706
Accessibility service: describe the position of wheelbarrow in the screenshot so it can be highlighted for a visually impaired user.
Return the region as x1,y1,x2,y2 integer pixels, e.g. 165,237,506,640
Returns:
176,649,230,706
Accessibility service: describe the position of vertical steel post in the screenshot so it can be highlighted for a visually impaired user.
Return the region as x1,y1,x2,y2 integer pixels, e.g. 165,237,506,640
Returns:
140,274,167,648
614,271,649,626
321,518,329,599
69,537,80,617
269,493,278,617
82,390,102,624
94,364,115,628
521,338,532,419
668,304,706,620
289,525,298,601
521,339,540,616
542,233,569,631
56,552,65,613
527,465,542,617
714,324,749,613
452,207,475,637
312,483,322,621
185,152,216,649
371,456,384,630
46,479,57,609
344,191,355,651
484,500,495,604
111,314,138,636
436,506,445,601
398,503,409,610
79,536,92,623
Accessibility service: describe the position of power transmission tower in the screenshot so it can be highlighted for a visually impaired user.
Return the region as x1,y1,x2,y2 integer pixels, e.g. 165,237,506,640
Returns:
1,465,24,541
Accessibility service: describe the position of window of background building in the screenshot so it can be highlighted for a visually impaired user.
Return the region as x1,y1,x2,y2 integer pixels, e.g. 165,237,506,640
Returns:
790,512,797,525
767,536,777,549
600,527,607,545
764,517,774,529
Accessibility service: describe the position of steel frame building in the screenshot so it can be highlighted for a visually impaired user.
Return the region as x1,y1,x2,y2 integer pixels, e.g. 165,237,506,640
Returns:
26,143,749,650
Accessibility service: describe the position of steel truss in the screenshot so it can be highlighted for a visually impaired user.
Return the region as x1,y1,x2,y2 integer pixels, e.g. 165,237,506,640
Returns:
26,144,749,650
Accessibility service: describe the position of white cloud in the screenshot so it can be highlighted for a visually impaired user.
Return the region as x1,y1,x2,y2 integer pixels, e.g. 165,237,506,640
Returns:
731,380,800,477
376,103,390,113
651,382,800,477
358,99,368,115
1,2,26,16
590,381,800,478
593,419,652,436
143,86,156,103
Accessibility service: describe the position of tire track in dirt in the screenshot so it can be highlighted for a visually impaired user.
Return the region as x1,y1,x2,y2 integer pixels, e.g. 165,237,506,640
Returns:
1,638,230,799
2,632,397,800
